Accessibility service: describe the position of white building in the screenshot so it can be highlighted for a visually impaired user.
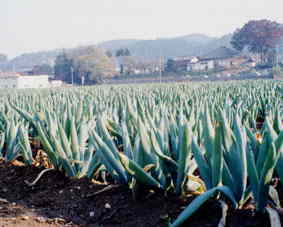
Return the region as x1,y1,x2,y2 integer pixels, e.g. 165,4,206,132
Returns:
187,59,215,72
0,73,50,89
50,80,63,87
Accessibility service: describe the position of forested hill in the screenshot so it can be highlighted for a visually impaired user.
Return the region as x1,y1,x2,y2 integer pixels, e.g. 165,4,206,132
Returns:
0,50,61,72
98,34,224,59
1,33,282,72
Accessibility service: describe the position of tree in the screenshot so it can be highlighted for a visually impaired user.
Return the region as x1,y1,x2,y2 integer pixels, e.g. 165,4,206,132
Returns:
54,53,73,83
120,64,124,75
166,59,176,72
122,56,138,75
71,47,116,84
54,47,116,84
124,48,131,56
32,64,54,75
116,48,131,57
105,50,113,58
231,19,283,65
116,49,124,57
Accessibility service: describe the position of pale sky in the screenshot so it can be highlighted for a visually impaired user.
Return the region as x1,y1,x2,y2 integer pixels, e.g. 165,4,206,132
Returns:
1,0,283,58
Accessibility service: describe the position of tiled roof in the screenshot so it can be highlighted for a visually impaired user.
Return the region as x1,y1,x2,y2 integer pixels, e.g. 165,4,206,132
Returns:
202,47,239,60
0,72,21,78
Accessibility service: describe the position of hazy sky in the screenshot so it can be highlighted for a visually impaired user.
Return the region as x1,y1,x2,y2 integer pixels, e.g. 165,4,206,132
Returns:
2,0,283,58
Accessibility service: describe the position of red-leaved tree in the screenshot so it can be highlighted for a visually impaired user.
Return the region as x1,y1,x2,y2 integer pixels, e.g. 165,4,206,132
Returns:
231,19,283,64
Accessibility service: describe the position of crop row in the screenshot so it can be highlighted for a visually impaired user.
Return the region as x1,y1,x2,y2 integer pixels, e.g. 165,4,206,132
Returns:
0,80,282,226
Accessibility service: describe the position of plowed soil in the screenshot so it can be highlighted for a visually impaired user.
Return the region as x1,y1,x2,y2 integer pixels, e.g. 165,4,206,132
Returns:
0,160,274,227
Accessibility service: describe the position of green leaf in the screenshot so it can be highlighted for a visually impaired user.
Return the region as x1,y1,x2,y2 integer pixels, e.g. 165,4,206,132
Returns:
212,124,223,187
176,123,192,194
118,152,162,189
170,186,237,227
91,130,128,184
192,137,212,189
70,118,80,161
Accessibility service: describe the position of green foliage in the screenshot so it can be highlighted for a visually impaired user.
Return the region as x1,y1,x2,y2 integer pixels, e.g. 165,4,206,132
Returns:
32,64,54,75
170,186,237,227
54,47,116,84
0,80,282,226
54,52,73,83
231,19,283,64
116,48,131,57
272,65,283,78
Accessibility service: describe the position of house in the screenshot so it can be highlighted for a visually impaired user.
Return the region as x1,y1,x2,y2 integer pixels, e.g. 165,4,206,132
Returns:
167,47,252,74
188,59,214,72
115,56,162,75
186,47,247,72
0,73,19,89
245,58,257,68
0,73,50,89
201,46,242,69
49,80,63,87
167,57,199,72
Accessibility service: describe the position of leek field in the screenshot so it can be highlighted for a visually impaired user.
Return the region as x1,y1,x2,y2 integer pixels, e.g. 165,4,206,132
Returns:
0,80,283,226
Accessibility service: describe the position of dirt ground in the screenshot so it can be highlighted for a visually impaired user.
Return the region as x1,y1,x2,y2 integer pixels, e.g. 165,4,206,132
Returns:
0,160,274,227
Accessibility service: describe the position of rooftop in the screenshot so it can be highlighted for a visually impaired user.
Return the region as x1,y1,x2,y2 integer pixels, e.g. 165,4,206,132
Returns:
172,56,197,61
201,46,239,60
0,73,49,79
0,72,21,78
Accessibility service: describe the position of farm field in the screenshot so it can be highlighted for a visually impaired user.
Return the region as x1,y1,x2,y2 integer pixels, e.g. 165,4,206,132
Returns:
0,80,283,227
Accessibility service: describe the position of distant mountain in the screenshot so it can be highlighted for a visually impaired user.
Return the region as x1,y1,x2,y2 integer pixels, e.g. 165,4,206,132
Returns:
167,34,217,46
203,34,233,53
98,39,140,50
97,34,218,59
0,46,96,72
1,33,282,72
202,46,239,59
0,50,61,72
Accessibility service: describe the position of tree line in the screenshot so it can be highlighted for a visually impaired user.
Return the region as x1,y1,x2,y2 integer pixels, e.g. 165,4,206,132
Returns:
2,19,282,81
53,47,161,84
54,46,116,84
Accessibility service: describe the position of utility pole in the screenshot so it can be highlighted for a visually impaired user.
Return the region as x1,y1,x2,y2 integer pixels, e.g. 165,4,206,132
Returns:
82,60,88,86
159,56,163,83
158,44,163,83
276,45,279,67
71,66,74,86
81,75,85,86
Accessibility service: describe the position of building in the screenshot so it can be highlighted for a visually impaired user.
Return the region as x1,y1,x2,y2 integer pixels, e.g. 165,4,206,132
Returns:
187,47,247,72
167,57,199,72
167,47,254,74
187,59,215,72
0,73,50,89
49,80,63,87
200,46,246,70
0,73,19,89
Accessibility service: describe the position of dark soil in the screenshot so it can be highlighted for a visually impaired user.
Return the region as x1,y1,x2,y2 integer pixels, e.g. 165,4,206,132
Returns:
0,160,276,227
